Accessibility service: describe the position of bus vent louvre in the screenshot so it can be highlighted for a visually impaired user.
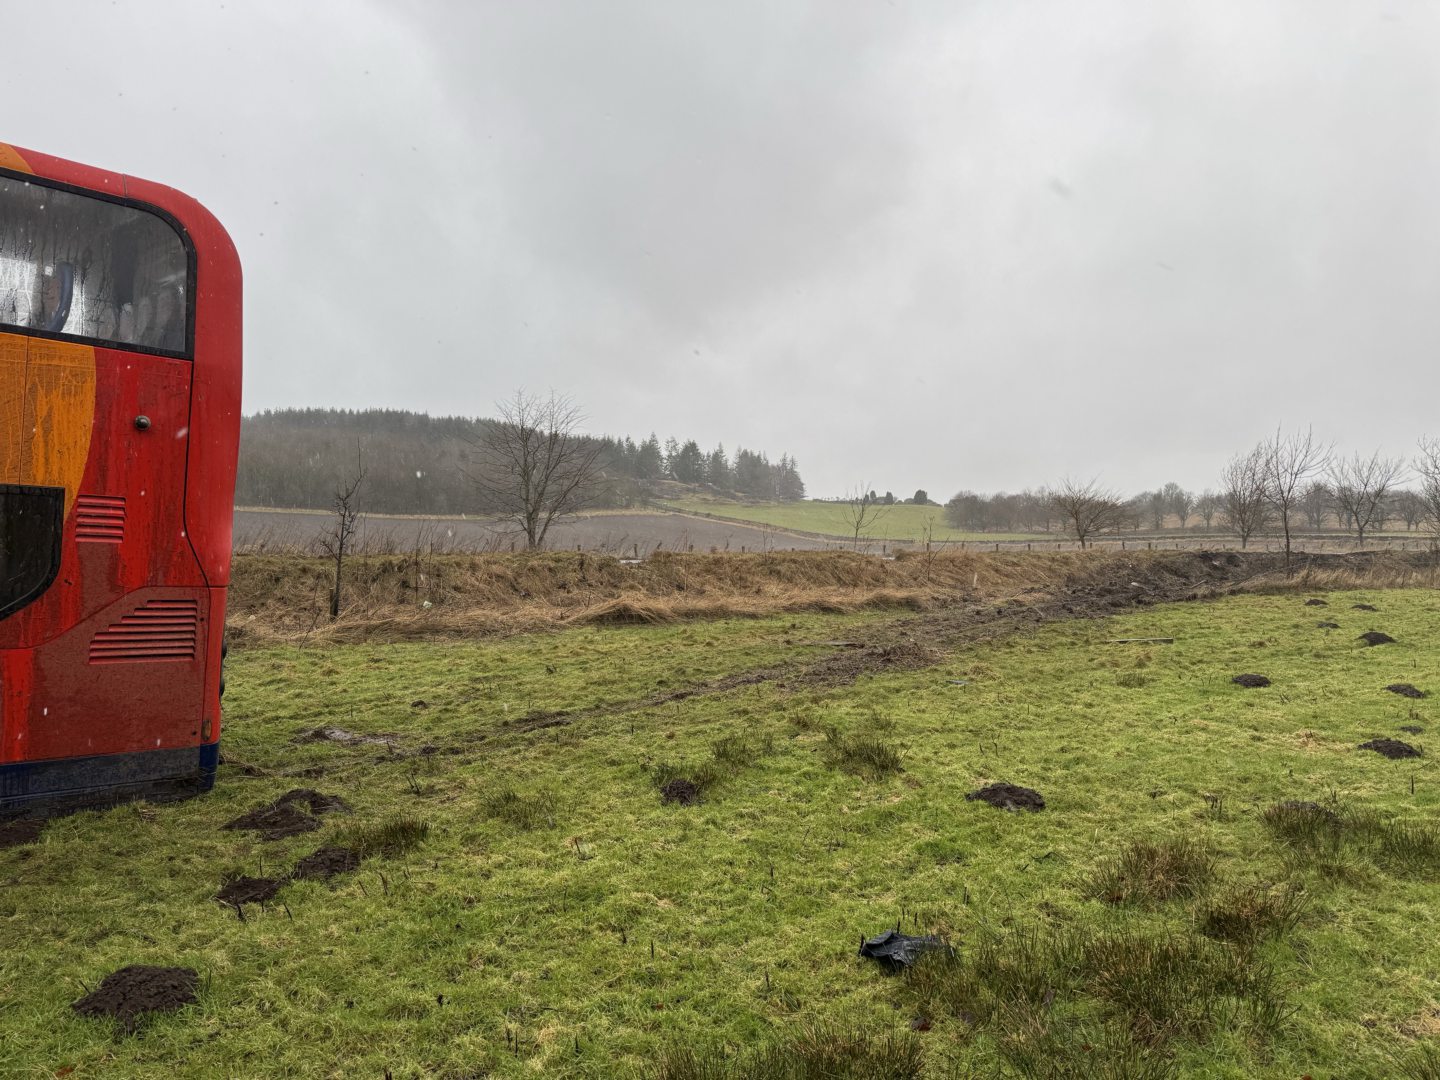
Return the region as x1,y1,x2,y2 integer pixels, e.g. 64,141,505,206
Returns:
75,495,127,543
89,599,199,664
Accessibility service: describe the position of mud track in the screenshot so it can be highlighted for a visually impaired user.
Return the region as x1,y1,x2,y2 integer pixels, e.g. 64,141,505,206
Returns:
506,551,1307,736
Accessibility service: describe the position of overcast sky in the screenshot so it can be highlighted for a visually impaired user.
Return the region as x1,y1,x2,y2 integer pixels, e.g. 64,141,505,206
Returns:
6,0,1438,498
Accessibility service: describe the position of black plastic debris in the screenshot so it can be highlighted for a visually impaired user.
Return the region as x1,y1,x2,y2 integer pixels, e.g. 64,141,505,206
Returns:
858,929,945,972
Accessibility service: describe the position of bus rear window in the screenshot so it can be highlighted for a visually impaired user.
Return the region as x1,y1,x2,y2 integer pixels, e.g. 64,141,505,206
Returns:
0,174,189,354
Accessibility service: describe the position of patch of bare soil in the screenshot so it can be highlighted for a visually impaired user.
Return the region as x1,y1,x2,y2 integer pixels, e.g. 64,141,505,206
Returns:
1400,725,1425,735
1359,738,1422,759
1316,621,1340,629
1387,684,1426,699
1352,603,1379,611
1359,632,1396,646
0,816,44,849
71,965,198,1033
216,876,283,906
222,789,350,840
291,846,361,881
659,778,702,805
1305,598,1329,606
965,782,1045,812
1232,674,1271,688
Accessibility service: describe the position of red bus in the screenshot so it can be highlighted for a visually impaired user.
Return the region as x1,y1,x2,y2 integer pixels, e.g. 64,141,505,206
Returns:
1,142,241,815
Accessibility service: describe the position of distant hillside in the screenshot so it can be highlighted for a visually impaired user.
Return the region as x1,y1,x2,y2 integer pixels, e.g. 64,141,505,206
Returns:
235,408,806,515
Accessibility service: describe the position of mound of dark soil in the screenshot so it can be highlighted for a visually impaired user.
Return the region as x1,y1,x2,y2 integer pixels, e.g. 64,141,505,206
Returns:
659,778,701,805
0,816,44,850
1399,725,1425,735
1305,598,1328,607
1316,621,1340,629
410,699,429,709
1232,673,1271,688
1352,603,1379,611
222,802,319,840
1358,738,1421,759
216,876,283,906
1359,632,1395,646
72,965,198,1032
1386,683,1426,699
965,782,1044,812
291,846,361,881
222,789,350,841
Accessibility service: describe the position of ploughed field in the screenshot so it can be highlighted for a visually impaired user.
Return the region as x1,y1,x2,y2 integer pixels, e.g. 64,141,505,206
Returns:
3,585,1439,1077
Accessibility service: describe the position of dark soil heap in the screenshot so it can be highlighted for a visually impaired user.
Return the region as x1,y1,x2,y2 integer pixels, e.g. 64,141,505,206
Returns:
1352,603,1379,612
659,778,701,805
1316,621,1340,629
1359,632,1395,646
0,816,44,850
291,846,361,881
965,782,1045,812
223,789,351,841
1400,725,1425,735
72,965,198,1033
1358,738,1421,760
216,876,283,906
1386,684,1426,699
1232,673,1271,688
1304,598,1329,607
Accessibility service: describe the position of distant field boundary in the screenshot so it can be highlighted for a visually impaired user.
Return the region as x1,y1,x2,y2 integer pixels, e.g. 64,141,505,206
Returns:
644,500,1437,554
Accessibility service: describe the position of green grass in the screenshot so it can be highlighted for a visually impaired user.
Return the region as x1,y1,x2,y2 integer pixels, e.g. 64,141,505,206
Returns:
2,590,1438,1076
655,496,1033,543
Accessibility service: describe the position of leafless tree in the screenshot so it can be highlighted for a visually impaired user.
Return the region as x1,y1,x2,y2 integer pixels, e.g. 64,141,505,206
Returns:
1258,426,1331,568
1219,447,1270,549
1299,481,1330,530
1194,489,1220,529
319,449,365,620
1161,481,1192,529
840,484,890,550
1392,490,1425,532
1050,477,1124,549
467,390,604,550
1415,437,1440,551
1327,451,1406,545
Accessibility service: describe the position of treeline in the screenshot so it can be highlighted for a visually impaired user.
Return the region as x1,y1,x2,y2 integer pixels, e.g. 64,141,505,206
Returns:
946,431,1440,551
234,408,805,514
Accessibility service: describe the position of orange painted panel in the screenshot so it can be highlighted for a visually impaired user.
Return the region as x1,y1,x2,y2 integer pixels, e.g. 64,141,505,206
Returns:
0,334,25,483
19,339,96,515
0,143,32,174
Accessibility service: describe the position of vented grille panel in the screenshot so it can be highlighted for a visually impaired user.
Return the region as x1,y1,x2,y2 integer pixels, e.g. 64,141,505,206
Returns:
89,599,199,664
75,495,126,543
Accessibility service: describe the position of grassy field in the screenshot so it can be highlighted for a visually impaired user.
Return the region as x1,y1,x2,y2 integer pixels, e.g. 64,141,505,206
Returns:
655,497,1032,543
3,588,1439,1077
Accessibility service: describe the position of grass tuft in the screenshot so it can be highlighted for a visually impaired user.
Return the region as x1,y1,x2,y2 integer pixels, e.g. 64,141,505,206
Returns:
480,786,557,829
1088,838,1217,905
1263,801,1440,874
1196,882,1307,950
822,726,904,778
335,815,429,858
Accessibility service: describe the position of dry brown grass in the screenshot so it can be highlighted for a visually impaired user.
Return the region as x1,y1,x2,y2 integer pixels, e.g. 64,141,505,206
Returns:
224,548,1438,645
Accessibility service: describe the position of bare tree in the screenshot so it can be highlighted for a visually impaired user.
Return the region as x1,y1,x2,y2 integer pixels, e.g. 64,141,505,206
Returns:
1161,481,1192,529
1194,489,1220,529
1258,426,1331,568
1050,478,1124,549
467,391,604,550
319,449,366,620
1415,437,1440,551
1327,451,1406,546
1299,481,1330,531
1219,447,1270,549
840,484,890,550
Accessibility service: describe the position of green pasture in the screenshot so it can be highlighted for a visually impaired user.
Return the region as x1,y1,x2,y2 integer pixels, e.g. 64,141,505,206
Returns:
2,591,1439,1077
